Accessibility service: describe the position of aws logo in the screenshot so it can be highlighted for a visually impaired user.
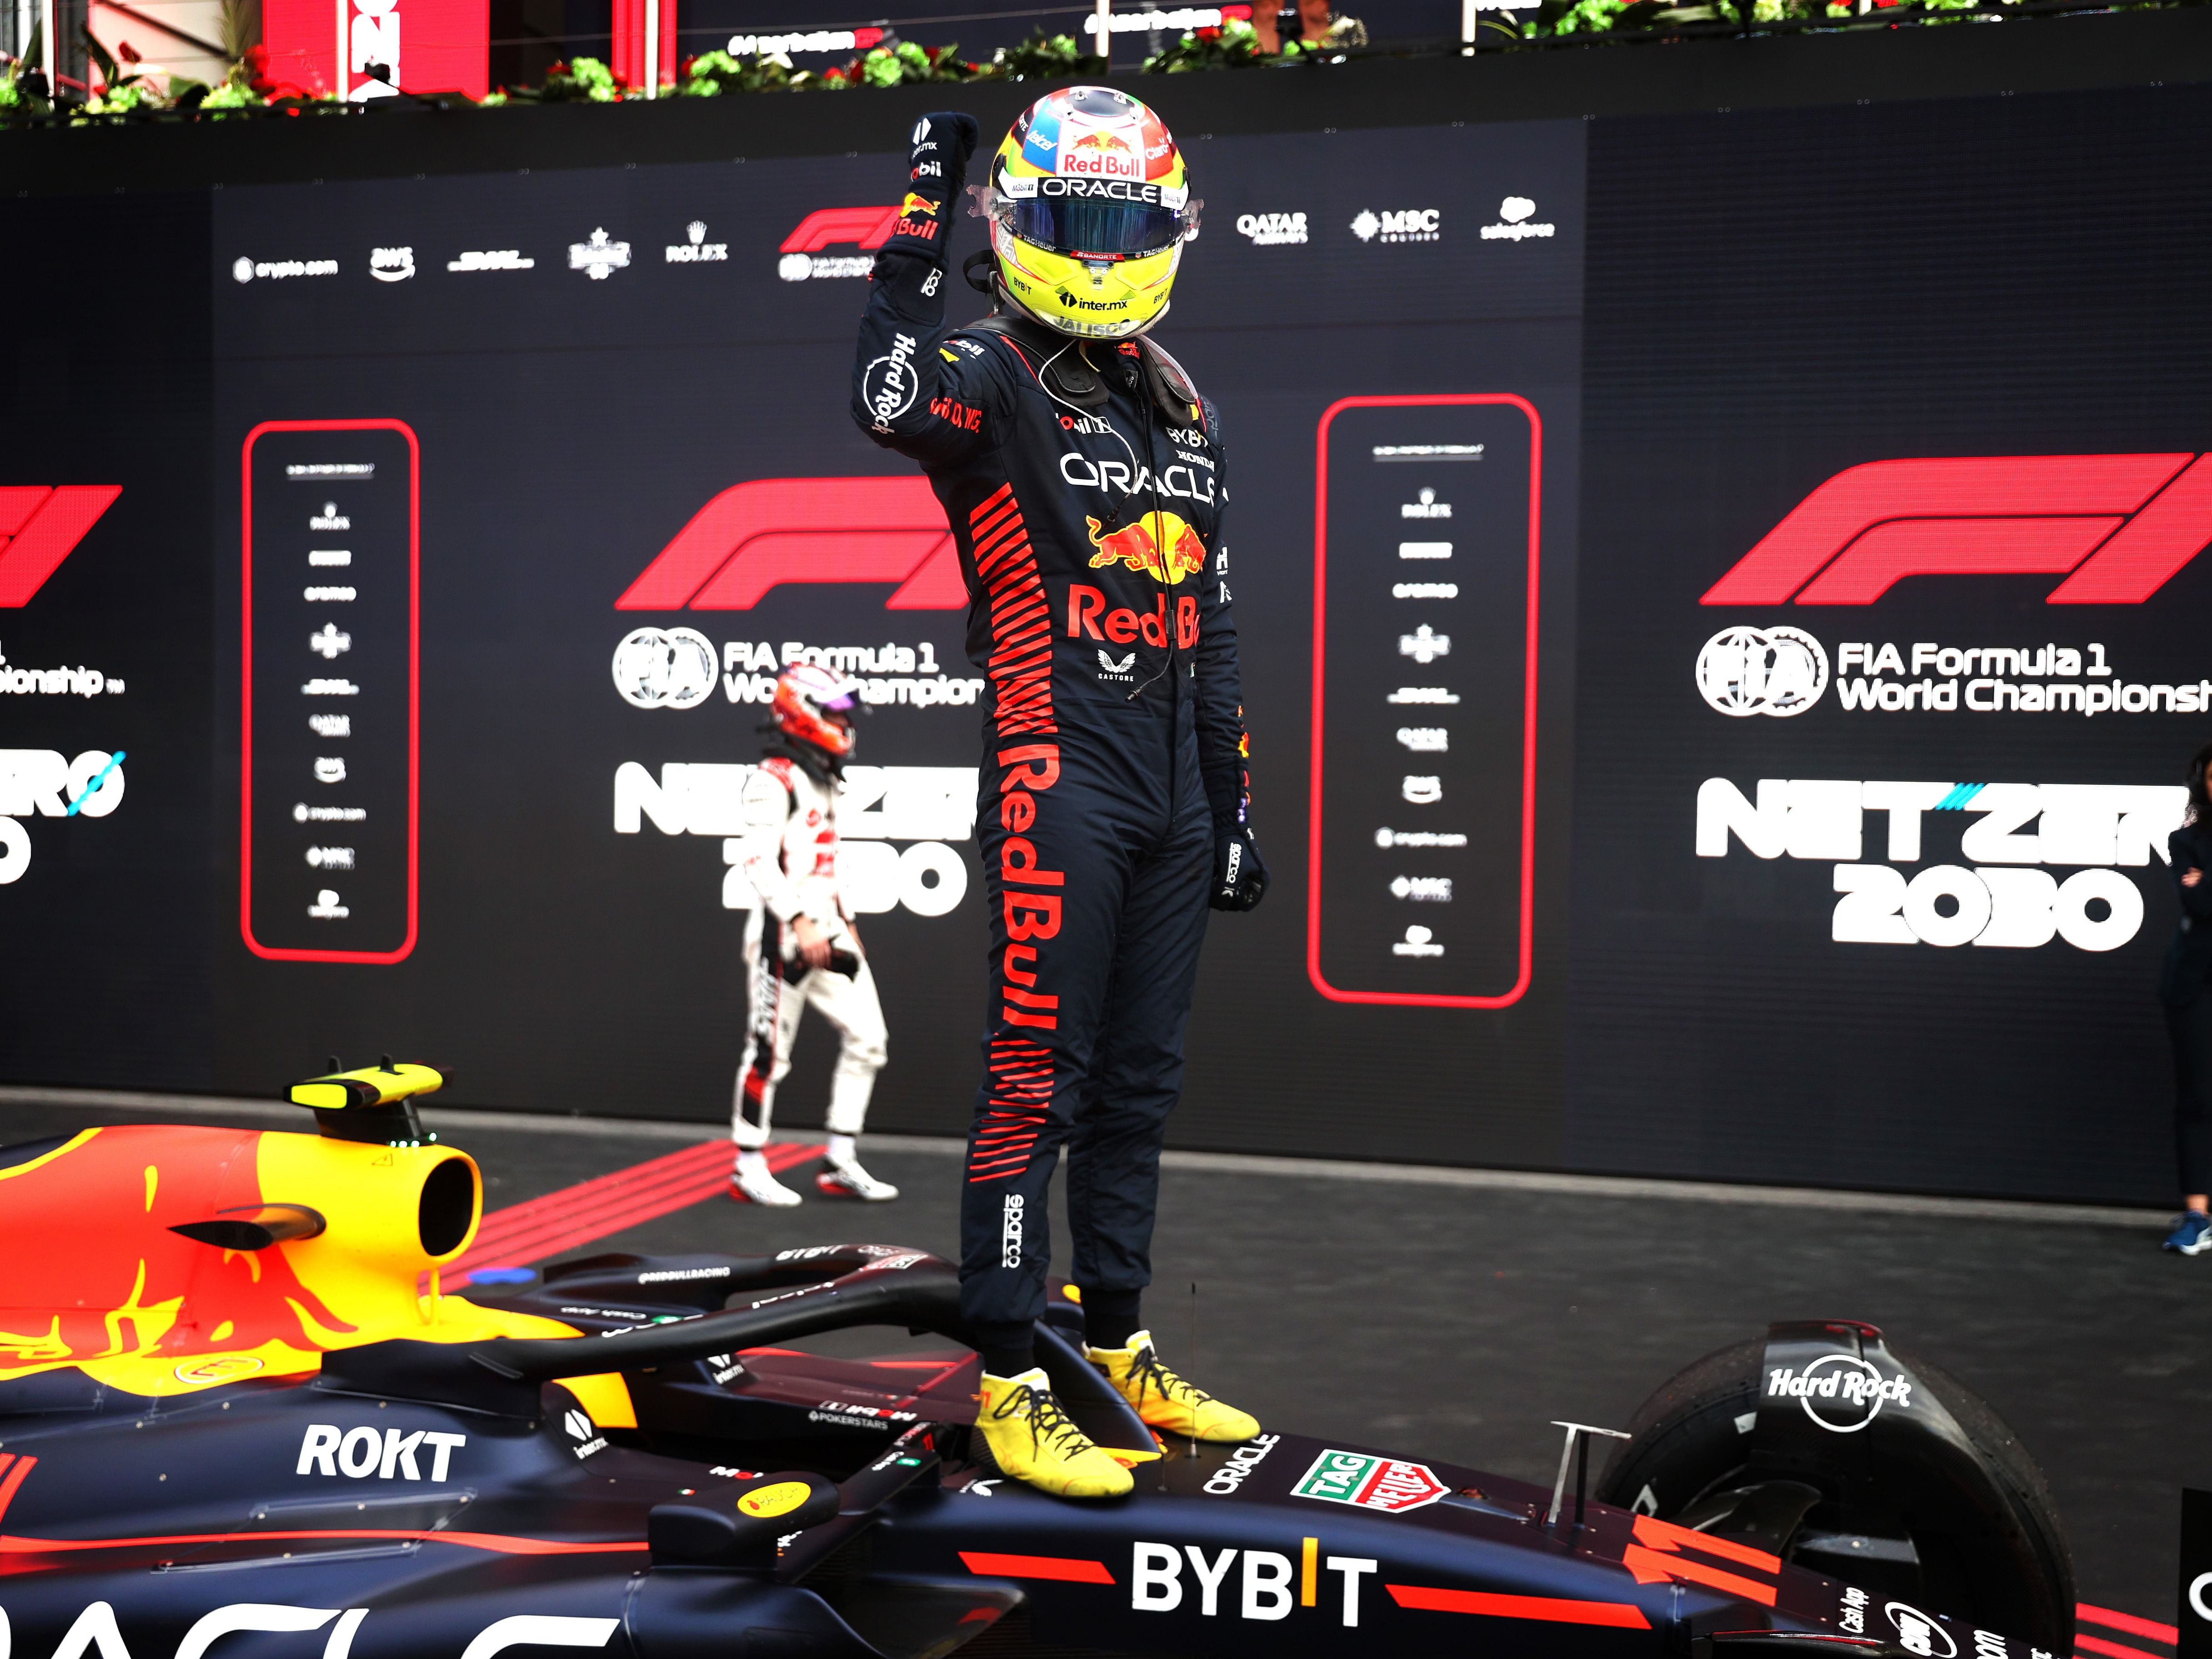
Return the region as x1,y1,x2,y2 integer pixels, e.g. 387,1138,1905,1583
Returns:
0,487,122,606
1702,453,2212,606
616,477,964,612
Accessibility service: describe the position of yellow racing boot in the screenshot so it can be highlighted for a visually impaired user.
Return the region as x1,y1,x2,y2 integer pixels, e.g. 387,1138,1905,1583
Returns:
1085,1332,1261,1443
975,1369,1135,1499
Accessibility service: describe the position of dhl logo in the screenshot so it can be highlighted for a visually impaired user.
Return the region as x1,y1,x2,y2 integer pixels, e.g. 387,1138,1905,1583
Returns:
1085,509,1206,584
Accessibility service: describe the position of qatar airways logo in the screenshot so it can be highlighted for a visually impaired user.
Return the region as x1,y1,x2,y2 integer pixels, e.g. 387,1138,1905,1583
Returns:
1703,453,2212,606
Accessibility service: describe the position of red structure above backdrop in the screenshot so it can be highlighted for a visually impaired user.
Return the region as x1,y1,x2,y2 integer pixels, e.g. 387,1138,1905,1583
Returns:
610,0,678,95
265,0,490,99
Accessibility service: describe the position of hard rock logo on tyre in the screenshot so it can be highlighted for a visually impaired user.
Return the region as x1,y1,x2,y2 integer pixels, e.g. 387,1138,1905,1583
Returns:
1766,1355,1912,1434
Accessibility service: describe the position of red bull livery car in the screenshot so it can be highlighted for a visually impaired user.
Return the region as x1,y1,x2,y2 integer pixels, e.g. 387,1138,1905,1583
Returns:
0,1063,2075,1659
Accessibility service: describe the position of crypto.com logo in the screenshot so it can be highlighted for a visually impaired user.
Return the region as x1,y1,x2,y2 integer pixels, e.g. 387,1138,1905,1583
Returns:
0,487,122,606
1702,453,2212,605
615,477,964,611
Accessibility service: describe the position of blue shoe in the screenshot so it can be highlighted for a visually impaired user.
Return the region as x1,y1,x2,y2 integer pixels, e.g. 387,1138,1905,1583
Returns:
2164,1212,2212,1255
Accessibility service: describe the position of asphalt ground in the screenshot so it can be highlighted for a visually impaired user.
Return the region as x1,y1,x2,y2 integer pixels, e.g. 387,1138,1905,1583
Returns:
1,1091,2201,1625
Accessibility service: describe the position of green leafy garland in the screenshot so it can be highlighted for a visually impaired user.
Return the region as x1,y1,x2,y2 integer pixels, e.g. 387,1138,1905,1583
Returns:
0,0,2099,123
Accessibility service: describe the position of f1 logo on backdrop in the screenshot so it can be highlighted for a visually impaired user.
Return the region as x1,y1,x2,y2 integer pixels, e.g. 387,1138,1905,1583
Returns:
777,207,900,282
0,487,121,606
781,207,901,254
1701,453,2212,605
615,477,965,612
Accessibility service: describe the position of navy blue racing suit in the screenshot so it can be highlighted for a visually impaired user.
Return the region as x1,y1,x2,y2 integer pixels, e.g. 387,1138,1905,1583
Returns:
851,224,1252,1357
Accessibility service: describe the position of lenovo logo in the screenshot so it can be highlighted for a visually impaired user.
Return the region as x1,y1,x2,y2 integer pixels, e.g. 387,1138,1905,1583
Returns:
1701,453,2212,606
616,477,965,611
0,487,122,607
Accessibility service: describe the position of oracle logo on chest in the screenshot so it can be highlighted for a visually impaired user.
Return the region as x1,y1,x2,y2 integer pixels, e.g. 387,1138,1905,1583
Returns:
1057,453,1216,507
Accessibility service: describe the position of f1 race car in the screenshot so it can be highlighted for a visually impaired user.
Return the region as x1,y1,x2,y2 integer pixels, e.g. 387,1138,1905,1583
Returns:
0,1063,2075,1659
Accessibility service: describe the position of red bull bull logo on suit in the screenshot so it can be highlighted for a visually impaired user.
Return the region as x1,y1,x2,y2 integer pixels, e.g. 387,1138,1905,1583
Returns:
1083,510,1207,583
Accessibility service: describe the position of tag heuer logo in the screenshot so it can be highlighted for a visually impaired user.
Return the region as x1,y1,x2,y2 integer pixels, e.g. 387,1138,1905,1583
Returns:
569,227,632,280
1291,1449,1448,1512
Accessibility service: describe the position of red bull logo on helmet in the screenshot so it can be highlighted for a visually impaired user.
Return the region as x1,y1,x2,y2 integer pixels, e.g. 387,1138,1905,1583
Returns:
1085,510,1207,584
1058,126,1142,180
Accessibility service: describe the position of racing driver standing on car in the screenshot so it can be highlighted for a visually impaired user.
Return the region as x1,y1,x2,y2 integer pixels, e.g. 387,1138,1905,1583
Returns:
851,89,1269,1498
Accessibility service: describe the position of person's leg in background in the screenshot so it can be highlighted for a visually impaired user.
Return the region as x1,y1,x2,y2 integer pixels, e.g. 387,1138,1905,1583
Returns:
1068,783,1259,1443
2167,994,2212,1252
731,905,809,1207
811,955,897,1201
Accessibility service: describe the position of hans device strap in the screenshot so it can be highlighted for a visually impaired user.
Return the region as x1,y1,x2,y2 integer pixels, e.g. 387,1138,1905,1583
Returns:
961,314,1202,421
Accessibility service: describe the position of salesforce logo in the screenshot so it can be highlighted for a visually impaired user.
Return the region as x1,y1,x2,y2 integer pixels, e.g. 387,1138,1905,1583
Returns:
1480,196,1556,241
1696,625,1829,718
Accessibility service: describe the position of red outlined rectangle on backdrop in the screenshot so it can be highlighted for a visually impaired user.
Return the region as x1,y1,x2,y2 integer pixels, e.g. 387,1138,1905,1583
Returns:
241,418,420,965
1308,394,1541,1009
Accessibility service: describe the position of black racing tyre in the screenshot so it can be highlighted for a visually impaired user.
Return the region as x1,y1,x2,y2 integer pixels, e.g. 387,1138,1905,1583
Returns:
1597,1336,2075,1649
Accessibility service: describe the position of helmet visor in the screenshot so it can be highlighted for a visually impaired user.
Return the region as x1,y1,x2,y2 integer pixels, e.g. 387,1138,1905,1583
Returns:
1010,196,1183,258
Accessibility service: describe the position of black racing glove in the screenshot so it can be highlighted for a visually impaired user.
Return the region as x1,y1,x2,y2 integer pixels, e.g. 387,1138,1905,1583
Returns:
782,946,860,984
1211,820,1269,913
883,111,979,264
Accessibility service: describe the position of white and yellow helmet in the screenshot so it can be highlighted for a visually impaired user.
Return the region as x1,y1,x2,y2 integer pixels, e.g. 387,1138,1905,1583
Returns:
977,85,1200,340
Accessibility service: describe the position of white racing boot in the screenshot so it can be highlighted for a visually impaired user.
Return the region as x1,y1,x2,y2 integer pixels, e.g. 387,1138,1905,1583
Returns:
816,1156,899,1202
730,1151,803,1207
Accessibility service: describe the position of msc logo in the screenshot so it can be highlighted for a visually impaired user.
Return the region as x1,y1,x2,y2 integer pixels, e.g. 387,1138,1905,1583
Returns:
616,477,964,612
0,487,122,607
1703,453,2212,606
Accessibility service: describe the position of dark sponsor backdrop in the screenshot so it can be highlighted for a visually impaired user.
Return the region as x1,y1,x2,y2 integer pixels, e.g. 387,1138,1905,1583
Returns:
0,193,218,1091
1571,84,2212,1202
55,118,1584,1157
11,82,2207,1202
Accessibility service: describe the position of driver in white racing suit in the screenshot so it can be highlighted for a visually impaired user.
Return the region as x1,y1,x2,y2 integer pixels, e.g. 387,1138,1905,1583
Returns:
729,664,897,1206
